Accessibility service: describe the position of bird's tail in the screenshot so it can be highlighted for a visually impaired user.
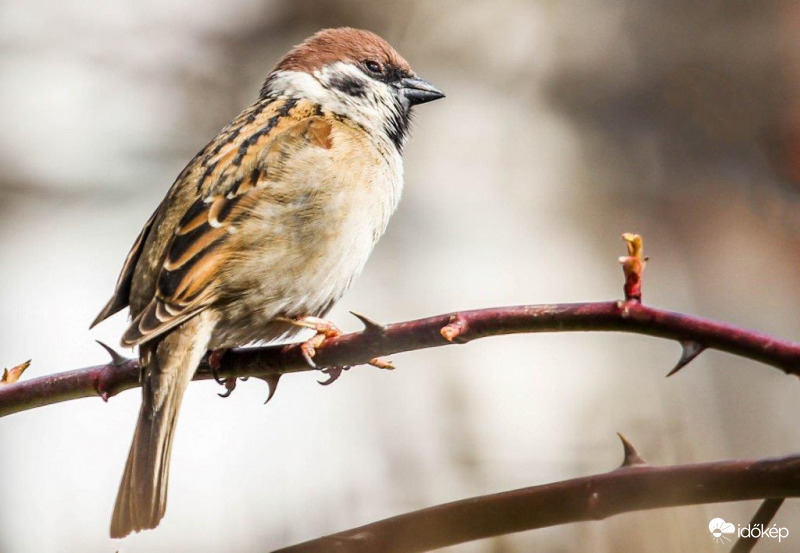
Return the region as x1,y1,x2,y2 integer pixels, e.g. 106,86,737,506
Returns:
110,314,214,539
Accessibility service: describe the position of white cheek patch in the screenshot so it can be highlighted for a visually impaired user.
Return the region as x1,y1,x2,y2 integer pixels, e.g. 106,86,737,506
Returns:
266,66,403,148
266,70,331,105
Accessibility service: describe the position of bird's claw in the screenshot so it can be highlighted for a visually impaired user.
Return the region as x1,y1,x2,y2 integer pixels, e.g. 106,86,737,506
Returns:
300,335,326,368
283,316,386,386
318,365,351,386
209,349,227,384
218,378,238,398
209,348,244,398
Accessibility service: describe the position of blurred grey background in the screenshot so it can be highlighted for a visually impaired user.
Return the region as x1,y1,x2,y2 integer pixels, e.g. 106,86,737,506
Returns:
1,0,799,551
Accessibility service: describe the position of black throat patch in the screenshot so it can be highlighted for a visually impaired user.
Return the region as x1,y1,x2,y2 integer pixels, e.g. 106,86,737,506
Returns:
385,107,412,154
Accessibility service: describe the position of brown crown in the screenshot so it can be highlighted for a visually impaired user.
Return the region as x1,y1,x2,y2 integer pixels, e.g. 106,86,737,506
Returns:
274,28,412,75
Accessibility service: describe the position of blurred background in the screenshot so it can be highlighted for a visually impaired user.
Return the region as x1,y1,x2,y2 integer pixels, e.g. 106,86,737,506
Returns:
1,1,799,551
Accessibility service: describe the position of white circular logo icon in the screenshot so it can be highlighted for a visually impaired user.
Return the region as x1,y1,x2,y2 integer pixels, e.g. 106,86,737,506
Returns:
709,518,735,543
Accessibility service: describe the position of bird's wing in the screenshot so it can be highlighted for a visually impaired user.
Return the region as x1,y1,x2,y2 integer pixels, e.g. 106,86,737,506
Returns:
91,207,160,328
121,113,334,347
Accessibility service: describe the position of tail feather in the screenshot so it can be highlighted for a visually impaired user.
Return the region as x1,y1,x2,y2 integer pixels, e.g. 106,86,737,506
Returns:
110,314,215,539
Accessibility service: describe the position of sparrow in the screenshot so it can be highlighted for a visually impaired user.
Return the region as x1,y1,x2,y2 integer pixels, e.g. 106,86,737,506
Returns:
91,27,443,538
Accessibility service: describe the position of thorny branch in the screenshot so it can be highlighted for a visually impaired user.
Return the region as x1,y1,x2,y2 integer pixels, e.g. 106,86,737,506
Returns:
1,235,799,418
274,437,800,553
0,298,798,417
1,234,798,552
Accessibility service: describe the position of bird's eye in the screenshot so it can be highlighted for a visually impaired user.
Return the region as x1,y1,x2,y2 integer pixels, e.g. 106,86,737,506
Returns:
364,60,383,74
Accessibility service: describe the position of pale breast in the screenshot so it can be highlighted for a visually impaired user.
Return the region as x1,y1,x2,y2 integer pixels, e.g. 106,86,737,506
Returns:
210,118,403,348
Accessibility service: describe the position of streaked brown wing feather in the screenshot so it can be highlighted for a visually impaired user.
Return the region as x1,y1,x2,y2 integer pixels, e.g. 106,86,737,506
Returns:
91,207,160,328
121,114,333,347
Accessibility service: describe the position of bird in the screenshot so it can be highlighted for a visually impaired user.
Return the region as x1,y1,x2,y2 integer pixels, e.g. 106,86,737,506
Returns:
91,27,443,538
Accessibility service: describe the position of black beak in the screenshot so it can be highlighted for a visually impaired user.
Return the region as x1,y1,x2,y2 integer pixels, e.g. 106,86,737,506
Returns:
399,77,445,106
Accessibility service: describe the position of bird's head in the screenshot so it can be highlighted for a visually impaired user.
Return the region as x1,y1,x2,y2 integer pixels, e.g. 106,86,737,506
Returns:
261,28,444,152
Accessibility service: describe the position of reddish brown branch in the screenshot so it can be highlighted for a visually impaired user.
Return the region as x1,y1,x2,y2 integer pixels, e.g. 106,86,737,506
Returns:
1,300,799,418
730,498,786,553
1,233,797,550
274,451,800,553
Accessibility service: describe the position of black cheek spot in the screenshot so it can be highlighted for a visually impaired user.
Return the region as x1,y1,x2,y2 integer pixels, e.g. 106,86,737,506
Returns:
329,74,367,98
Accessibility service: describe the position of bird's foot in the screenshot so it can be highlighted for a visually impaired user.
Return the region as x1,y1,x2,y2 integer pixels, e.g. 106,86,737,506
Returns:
277,316,351,384
209,349,227,383
277,316,343,368
209,348,243,398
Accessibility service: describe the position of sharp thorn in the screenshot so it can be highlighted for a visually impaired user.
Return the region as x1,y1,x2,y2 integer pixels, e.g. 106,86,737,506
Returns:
350,311,387,335
95,340,128,366
617,432,647,467
666,340,706,377
262,374,281,404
